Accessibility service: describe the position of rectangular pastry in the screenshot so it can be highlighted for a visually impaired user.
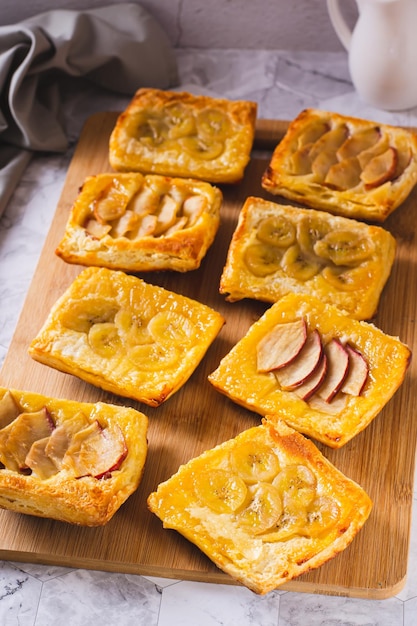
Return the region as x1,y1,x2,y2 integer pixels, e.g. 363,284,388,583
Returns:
0,387,148,526
148,418,372,595
109,88,257,183
219,196,396,320
261,108,417,222
29,267,225,407
55,172,222,273
208,293,411,448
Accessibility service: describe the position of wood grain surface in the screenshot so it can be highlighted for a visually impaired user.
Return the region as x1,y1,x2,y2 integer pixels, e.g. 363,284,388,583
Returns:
0,112,416,598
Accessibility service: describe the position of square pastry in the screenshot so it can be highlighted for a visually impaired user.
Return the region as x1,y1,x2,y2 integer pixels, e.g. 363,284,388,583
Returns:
56,172,222,273
0,387,148,526
29,267,225,407
261,108,417,222
148,418,372,594
109,88,257,183
208,293,411,448
219,196,396,320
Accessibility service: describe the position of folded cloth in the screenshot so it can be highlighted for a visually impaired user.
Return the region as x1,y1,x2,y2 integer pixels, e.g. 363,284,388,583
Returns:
0,3,178,216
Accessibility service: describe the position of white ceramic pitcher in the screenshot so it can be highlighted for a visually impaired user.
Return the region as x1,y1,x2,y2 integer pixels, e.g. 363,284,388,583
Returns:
327,0,417,110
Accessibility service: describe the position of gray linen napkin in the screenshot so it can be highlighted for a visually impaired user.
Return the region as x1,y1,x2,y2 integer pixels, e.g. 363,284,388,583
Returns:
0,3,178,216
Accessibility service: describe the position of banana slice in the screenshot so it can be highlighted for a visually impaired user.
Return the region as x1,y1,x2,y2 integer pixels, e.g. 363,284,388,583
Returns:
197,108,231,139
272,464,317,509
256,215,296,248
261,504,308,542
148,311,196,345
88,322,122,358
230,440,280,484
193,468,248,514
138,114,170,145
166,104,197,139
236,482,283,535
305,496,340,537
243,243,283,277
297,216,332,260
127,343,179,371
60,299,118,334
114,309,153,346
178,137,225,160
314,231,375,266
320,264,371,292
281,244,321,281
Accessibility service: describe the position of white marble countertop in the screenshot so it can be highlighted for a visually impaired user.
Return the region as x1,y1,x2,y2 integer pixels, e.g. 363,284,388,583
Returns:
1,48,417,626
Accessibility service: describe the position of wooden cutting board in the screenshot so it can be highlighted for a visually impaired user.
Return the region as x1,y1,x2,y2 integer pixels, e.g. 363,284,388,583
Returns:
1,112,416,599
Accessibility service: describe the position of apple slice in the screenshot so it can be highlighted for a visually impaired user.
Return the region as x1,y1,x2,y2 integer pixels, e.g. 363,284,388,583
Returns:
0,390,21,429
111,210,141,237
336,127,380,160
360,146,398,189
0,407,55,472
308,392,348,415
317,339,349,403
257,319,307,373
274,330,323,390
324,157,362,190
84,218,112,239
25,437,59,479
45,411,91,469
290,143,314,175
293,352,328,401
62,421,128,479
340,344,369,396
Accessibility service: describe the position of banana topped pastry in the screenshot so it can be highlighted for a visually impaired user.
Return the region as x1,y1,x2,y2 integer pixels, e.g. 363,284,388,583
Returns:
261,108,417,222
209,293,411,448
0,387,148,526
148,418,372,595
220,196,396,320
29,267,225,407
56,172,222,273
109,88,257,184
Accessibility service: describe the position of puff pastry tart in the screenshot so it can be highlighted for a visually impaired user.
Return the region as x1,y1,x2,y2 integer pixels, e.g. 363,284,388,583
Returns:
109,88,257,183
55,172,222,273
0,387,148,526
148,418,372,594
208,293,411,448
219,196,396,320
28,267,225,407
261,108,417,222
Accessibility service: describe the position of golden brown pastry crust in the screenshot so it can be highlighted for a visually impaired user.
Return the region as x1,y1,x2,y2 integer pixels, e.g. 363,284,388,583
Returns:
109,88,257,183
28,267,225,407
219,196,396,320
55,172,222,273
148,418,372,595
208,293,411,448
261,108,417,222
0,387,148,526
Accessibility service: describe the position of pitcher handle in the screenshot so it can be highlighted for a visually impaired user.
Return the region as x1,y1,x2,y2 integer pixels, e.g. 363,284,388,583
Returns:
327,0,353,50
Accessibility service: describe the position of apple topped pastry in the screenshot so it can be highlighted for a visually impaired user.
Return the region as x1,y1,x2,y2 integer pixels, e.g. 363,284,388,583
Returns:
109,88,257,184
219,196,396,320
55,172,222,273
0,387,148,525
209,293,411,448
148,418,372,594
29,267,225,407
261,108,417,222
